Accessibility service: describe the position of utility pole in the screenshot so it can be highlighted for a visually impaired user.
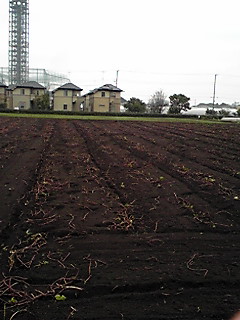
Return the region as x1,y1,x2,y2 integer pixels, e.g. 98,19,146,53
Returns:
212,74,217,109
115,70,119,87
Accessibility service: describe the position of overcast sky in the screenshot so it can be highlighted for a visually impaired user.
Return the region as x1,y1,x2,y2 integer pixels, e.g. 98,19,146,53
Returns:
1,0,240,104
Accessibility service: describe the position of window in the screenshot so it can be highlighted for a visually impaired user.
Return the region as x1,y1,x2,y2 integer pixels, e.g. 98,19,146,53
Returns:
37,90,39,95
110,92,116,97
21,89,25,95
101,92,106,97
63,104,68,110
64,90,68,96
99,104,105,107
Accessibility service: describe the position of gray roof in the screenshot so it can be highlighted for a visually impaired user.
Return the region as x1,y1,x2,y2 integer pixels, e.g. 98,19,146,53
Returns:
7,81,45,90
18,81,46,89
0,82,7,87
53,83,83,92
7,84,16,91
97,84,122,92
82,90,96,97
83,84,123,97
121,97,127,104
86,89,98,95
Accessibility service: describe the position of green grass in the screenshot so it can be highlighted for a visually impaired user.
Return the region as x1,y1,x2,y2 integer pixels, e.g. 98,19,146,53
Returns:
0,112,226,124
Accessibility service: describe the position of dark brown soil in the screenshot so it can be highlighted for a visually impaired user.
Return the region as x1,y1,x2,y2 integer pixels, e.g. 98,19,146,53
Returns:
0,118,239,320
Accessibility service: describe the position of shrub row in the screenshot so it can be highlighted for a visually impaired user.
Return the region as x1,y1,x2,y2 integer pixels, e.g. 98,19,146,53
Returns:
0,108,223,119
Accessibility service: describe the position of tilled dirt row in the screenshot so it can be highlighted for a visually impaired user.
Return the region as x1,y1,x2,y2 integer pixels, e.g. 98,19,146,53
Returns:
82,121,239,229
0,118,239,320
0,119,55,234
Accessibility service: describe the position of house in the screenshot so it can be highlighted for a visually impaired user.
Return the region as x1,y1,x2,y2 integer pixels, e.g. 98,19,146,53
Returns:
6,81,46,110
0,82,7,107
82,84,123,113
52,83,83,112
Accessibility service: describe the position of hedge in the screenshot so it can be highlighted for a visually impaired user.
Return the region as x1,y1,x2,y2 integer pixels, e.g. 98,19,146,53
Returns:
0,108,224,120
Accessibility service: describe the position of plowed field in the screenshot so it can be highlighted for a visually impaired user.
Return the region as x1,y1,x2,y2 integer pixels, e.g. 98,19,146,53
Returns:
0,118,239,320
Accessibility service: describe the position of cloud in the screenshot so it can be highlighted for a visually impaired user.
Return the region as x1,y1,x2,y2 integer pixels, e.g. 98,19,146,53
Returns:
1,0,240,103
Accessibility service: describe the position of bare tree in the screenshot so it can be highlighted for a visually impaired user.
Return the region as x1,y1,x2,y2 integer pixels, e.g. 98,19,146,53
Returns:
148,90,168,114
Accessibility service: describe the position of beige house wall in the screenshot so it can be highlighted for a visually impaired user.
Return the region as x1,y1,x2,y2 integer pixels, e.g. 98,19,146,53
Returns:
85,91,121,113
73,97,85,112
53,89,82,111
91,95,110,112
109,91,121,112
0,87,6,105
6,91,13,109
82,95,90,111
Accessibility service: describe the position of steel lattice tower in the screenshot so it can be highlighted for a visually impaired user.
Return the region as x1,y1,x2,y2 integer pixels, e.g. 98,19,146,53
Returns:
9,0,29,85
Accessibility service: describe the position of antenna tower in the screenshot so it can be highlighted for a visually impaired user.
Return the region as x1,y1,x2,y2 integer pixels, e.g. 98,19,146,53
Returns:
9,0,29,85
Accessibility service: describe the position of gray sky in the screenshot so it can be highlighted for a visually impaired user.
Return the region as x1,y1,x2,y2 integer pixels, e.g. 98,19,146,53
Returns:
1,0,240,104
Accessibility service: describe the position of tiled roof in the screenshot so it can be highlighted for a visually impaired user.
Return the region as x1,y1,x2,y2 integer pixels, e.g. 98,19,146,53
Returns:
97,84,122,92
121,97,127,104
7,85,16,90
18,81,46,89
84,84,123,97
53,83,83,92
7,81,45,90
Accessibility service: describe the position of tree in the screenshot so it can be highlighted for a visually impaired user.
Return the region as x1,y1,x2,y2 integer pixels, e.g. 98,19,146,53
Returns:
218,109,230,117
168,94,191,114
206,108,218,116
32,93,50,110
124,97,146,113
237,108,240,116
148,90,168,114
